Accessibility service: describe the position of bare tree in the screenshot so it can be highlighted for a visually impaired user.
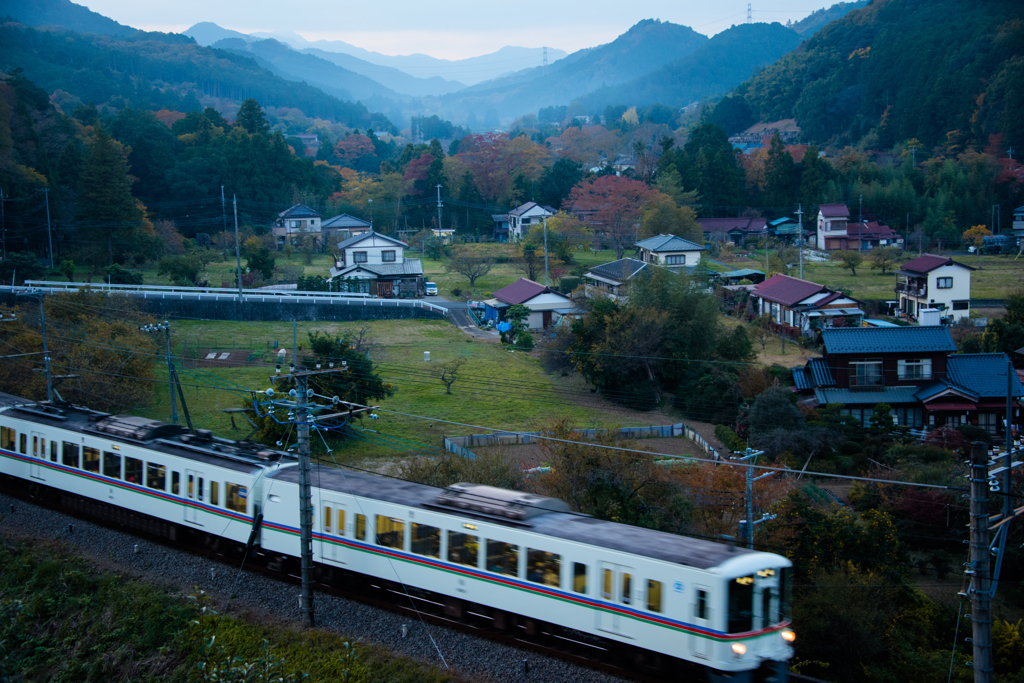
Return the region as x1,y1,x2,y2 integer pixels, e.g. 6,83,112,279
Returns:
443,249,494,287
752,315,773,351
433,358,467,394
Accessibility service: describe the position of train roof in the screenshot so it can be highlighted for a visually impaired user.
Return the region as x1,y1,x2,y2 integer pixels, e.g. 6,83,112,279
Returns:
0,401,288,475
273,466,763,571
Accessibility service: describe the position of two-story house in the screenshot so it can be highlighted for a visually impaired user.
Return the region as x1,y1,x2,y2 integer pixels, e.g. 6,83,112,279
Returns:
1013,205,1024,247
752,274,863,334
895,254,974,322
793,327,1023,435
272,204,321,249
816,204,849,250
320,214,371,247
634,234,705,270
583,258,650,302
329,231,423,297
492,202,555,242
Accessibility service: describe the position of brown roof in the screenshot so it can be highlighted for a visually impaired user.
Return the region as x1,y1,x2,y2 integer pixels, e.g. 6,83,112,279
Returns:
753,274,827,307
901,254,975,273
818,203,849,218
847,221,897,239
493,278,550,305
697,217,767,234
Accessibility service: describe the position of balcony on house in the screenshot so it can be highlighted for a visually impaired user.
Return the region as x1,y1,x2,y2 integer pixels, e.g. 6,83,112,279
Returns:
895,275,927,297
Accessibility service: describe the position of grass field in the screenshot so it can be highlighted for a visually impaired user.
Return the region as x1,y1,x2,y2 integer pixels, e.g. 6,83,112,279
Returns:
717,251,1023,301
141,318,636,465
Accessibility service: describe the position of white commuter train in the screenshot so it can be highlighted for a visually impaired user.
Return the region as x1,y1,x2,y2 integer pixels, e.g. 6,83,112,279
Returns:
0,397,793,682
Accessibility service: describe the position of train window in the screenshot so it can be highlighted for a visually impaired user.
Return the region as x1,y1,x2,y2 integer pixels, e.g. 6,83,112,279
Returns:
573,563,587,593
62,442,80,468
210,481,219,506
336,509,345,535
83,447,100,473
50,441,57,462
324,506,333,532
621,573,633,605
411,524,440,558
447,531,478,567
146,463,166,491
762,587,775,626
197,477,204,502
355,514,366,541
18,433,26,455
124,456,142,484
486,540,519,577
171,471,180,495
32,436,38,457
780,568,792,621
376,516,404,549
526,549,561,587
188,474,194,498
103,452,120,479
728,576,754,633
40,438,47,458
0,426,14,451
647,580,663,613
696,589,709,620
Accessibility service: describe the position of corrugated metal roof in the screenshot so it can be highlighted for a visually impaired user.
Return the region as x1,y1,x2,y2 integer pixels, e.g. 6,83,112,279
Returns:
588,258,649,282
821,326,956,354
947,353,1024,398
814,386,920,405
635,234,706,252
721,268,765,278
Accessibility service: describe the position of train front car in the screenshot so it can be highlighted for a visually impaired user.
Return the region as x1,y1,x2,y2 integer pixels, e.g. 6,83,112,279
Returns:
707,553,793,683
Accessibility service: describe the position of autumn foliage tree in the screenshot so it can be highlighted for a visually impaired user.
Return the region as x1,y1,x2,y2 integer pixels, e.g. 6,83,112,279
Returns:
567,175,656,258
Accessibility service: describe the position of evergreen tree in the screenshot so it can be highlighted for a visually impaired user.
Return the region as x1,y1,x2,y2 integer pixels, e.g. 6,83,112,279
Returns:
234,98,269,135
763,132,797,211
799,144,831,211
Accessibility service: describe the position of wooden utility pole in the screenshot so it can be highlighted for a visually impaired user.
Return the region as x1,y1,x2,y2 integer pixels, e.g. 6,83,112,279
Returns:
969,440,993,683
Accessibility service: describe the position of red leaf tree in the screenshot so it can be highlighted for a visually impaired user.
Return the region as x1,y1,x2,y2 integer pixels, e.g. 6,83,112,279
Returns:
567,175,656,258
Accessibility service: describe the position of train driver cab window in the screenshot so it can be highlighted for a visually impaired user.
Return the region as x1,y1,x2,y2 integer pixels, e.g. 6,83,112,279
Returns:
411,524,440,558
19,433,26,455
62,442,80,468
50,441,57,462
762,587,775,627
355,514,367,541
146,463,166,491
526,549,561,587
226,484,246,513
647,580,663,613
573,563,587,593
103,452,121,479
171,471,180,495
124,456,142,484
83,447,100,473
0,426,14,451
210,481,219,506
486,540,519,577
781,568,792,622
376,516,404,549
447,531,478,567
728,576,755,633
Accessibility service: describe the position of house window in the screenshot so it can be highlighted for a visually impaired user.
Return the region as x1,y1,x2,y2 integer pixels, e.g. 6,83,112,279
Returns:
936,277,953,289
353,251,368,263
850,361,883,386
952,300,969,310
381,250,396,262
289,220,300,229
665,255,686,265
898,359,932,380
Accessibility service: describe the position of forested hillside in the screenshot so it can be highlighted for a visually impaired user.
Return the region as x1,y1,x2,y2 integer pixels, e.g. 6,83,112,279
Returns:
0,0,139,37
789,1,868,36
736,0,1024,150
0,21,395,131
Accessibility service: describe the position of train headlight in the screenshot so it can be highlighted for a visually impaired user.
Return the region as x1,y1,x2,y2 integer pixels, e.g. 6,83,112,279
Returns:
781,629,796,643
731,643,747,656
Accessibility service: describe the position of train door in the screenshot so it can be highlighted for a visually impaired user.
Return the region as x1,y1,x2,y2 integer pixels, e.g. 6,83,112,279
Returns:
596,562,634,637
691,584,712,659
30,432,46,480
185,470,203,525
321,501,346,563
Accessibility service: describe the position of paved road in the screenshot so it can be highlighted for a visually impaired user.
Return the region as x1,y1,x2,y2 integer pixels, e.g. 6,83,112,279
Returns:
438,297,499,341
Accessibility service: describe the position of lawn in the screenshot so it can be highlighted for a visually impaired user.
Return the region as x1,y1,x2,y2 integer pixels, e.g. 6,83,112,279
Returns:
716,251,1023,301
141,318,632,465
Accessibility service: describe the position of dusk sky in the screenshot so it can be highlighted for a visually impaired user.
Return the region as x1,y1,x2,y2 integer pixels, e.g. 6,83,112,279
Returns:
78,0,828,59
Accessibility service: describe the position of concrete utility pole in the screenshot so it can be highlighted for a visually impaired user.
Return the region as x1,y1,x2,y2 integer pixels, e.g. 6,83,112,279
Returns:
233,194,243,301
543,214,549,286
140,321,178,426
796,204,804,280
436,184,443,234
43,187,53,268
15,292,53,402
968,440,993,683
1,187,6,260
731,448,772,549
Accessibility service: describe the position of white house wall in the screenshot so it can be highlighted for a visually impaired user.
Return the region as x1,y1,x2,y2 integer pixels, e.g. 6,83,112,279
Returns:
926,264,972,320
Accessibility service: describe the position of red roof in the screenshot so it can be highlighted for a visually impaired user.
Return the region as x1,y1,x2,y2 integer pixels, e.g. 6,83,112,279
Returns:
818,203,849,218
900,254,974,273
493,278,550,305
753,274,827,307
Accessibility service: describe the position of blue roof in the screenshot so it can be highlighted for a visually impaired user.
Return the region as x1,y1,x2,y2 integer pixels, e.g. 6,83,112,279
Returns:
821,326,956,354
808,358,835,387
635,234,706,252
914,381,978,402
768,217,795,226
947,354,1024,398
861,319,902,328
793,367,813,391
814,386,921,406
721,268,765,278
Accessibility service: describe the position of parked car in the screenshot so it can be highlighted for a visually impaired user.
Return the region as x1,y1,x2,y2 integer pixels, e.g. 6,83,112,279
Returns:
424,281,438,295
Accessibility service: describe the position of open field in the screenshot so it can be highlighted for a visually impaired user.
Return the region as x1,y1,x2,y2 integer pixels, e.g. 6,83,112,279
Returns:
716,251,1023,301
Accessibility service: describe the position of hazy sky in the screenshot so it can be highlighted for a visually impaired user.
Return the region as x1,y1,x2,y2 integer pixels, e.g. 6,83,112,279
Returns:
81,0,827,59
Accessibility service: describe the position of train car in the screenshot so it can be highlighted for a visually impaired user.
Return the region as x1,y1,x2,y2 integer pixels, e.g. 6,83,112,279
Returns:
262,468,794,682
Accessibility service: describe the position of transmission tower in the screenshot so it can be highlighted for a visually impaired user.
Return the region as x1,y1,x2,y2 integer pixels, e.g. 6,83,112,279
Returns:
543,47,548,77
747,3,752,23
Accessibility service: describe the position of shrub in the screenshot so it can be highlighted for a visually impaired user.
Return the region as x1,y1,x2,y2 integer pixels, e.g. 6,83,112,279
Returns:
451,287,463,297
957,424,994,445
105,263,144,285
514,330,534,350
714,424,745,451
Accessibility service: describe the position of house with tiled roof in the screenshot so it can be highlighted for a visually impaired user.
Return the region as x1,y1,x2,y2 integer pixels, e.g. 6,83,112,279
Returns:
752,274,863,334
635,234,706,270
321,213,371,246
814,203,901,251
329,231,422,297
697,217,767,245
584,258,650,302
272,204,322,250
794,326,1022,435
483,278,573,329
491,202,555,242
895,254,974,322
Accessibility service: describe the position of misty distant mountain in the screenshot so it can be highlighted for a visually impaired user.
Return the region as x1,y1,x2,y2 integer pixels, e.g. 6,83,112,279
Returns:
184,21,253,46
577,22,802,111
790,1,869,36
0,0,140,37
440,19,709,121
300,48,465,97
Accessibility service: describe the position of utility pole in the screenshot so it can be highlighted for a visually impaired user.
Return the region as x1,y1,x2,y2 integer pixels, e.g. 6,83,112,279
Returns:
37,298,53,403
368,198,373,230
140,322,178,426
859,194,863,224
1,187,5,260
43,187,53,268
730,448,772,549
436,184,443,234
968,440,993,683
1008,147,1015,161
543,214,549,286
221,185,228,251
233,194,243,301
796,204,804,280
